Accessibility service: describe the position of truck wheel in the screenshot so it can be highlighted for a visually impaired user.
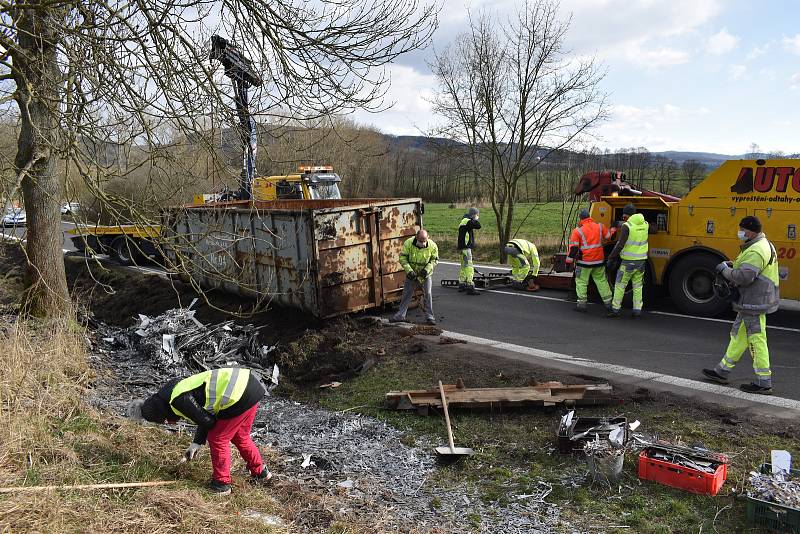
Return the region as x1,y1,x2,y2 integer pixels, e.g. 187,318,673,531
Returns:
668,252,729,317
111,237,136,266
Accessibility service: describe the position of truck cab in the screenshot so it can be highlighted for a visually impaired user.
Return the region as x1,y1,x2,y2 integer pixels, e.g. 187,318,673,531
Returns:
252,165,343,201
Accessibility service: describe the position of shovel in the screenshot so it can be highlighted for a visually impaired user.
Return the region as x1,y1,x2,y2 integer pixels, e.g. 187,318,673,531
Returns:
435,380,474,457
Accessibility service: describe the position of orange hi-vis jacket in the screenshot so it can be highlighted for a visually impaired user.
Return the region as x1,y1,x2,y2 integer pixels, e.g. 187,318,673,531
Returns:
567,217,615,266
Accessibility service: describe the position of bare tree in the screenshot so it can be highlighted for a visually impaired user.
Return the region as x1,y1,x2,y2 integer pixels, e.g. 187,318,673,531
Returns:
1,0,436,317
682,158,706,191
429,0,606,258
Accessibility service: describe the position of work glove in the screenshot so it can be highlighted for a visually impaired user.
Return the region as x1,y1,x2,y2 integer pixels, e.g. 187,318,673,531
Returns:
184,443,202,462
715,262,728,274
420,268,430,279
406,271,417,281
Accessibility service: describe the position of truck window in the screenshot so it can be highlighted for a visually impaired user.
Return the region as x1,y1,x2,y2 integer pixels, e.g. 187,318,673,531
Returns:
309,183,342,200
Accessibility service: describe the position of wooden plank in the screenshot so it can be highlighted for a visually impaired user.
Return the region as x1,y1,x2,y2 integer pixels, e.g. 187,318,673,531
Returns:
0,481,178,493
385,382,614,410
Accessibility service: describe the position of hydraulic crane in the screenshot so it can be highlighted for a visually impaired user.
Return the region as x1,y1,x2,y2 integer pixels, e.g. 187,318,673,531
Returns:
210,35,263,200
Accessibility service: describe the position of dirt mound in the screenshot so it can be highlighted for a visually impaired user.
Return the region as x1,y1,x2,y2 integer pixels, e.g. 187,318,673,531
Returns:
63,256,316,341
274,317,405,387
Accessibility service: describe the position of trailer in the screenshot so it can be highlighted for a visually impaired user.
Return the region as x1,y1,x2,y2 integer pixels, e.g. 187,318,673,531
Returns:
161,198,423,318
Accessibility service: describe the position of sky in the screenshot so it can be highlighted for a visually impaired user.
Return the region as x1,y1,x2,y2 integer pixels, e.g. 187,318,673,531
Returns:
352,0,800,155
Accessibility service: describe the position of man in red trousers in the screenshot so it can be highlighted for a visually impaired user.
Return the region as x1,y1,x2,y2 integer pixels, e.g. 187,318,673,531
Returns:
129,367,271,495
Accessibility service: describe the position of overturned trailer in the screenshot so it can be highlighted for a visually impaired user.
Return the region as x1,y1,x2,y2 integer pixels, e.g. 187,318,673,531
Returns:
162,198,423,318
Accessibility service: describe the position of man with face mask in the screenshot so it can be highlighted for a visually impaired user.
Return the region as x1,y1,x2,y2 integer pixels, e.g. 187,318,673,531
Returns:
606,204,648,318
702,216,780,394
391,229,439,325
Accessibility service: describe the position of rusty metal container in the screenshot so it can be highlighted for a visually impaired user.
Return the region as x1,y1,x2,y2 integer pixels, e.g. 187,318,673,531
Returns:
162,198,423,318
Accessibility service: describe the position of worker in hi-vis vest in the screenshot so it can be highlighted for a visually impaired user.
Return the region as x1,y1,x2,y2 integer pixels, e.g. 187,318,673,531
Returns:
703,216,780,395
566,208,615,312
391,229,439,325
607,203,649,318
504,238,541,291
457,207,481,295
128,367,271,495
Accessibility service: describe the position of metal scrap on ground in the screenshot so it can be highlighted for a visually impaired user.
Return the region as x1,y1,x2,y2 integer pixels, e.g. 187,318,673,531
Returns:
386,380,614,411
95,303,278,382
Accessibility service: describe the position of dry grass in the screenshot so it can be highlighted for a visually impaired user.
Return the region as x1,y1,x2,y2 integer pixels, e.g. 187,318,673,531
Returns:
0,319,290,533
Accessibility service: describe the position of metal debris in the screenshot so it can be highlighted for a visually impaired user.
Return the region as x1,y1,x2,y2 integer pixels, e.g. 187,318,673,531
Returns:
749,471,800,508
638,442,727,475
95,306,278,381
584,437,625,486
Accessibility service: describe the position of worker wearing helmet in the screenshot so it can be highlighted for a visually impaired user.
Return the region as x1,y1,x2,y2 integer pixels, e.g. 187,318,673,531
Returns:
702,216,780,395
457,207,481,295
504,239,540,291
392,229,439,325
566,208,615,312
607,204,649,318
127,367,272,495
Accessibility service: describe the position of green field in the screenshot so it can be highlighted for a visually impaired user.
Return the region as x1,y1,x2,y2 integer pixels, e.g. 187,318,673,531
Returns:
422,201,580,262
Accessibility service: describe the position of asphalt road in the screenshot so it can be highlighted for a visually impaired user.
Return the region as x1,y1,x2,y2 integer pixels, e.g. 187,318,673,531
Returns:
408,260,800,400
1,220,76,251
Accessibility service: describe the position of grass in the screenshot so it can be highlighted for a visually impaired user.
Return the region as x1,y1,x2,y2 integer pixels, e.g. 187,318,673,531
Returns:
308,350,797,534
422,202,577,262
0,319,289,533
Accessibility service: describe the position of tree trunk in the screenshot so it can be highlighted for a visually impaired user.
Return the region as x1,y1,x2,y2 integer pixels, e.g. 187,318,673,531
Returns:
14,6,71,318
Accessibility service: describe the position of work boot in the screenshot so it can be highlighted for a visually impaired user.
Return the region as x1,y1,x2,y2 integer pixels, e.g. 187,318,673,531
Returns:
526,283,540,292
458,283,466,292
466,285,480,295
606,309,620,318
631,311,643,319
604,303,613,312
701,368,729,385
740,383,773,395
425,317,437,325
388,316,405,323
208,479,232,495
575,302,588,313
251,467,273,485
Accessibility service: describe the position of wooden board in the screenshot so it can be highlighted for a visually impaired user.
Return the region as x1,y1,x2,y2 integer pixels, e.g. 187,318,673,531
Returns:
386,381,614,410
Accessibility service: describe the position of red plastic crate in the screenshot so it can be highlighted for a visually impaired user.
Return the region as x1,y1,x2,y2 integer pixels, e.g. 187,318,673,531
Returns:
637,449,728,496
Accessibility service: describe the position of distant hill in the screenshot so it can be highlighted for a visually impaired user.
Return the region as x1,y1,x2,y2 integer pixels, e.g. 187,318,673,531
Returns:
384,136,798,168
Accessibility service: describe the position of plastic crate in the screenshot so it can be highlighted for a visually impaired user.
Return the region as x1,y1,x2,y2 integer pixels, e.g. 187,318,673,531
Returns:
746,463,800,533
557,416,627,454
637,449,727,496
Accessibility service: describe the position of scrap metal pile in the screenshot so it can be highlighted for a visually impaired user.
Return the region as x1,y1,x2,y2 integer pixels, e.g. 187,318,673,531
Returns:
642,443,726,474
99,302,277,379
749,470,800,508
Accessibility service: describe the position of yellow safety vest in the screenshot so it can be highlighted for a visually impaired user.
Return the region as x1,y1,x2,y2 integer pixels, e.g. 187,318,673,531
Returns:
735,237,780,285
506,239,541,280
169,368,250,420
621,214,649,261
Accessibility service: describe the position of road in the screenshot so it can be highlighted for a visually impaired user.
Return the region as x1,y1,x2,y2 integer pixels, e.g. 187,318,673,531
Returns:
1,220,76,251
411,260,800,401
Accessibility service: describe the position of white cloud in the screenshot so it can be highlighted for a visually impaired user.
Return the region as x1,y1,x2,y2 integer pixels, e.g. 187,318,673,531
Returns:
728,64,747,81
784,34,800,55
626,46,690,68
791,73,800,90
746,42,771,60
706,27,738,55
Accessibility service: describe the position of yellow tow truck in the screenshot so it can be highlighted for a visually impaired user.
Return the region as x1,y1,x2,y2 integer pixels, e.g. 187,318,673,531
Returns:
193,165,342,204
575,159,799,316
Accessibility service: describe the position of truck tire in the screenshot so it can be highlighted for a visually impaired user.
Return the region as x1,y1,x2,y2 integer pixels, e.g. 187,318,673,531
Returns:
111,237,136,266
668,252,729,317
